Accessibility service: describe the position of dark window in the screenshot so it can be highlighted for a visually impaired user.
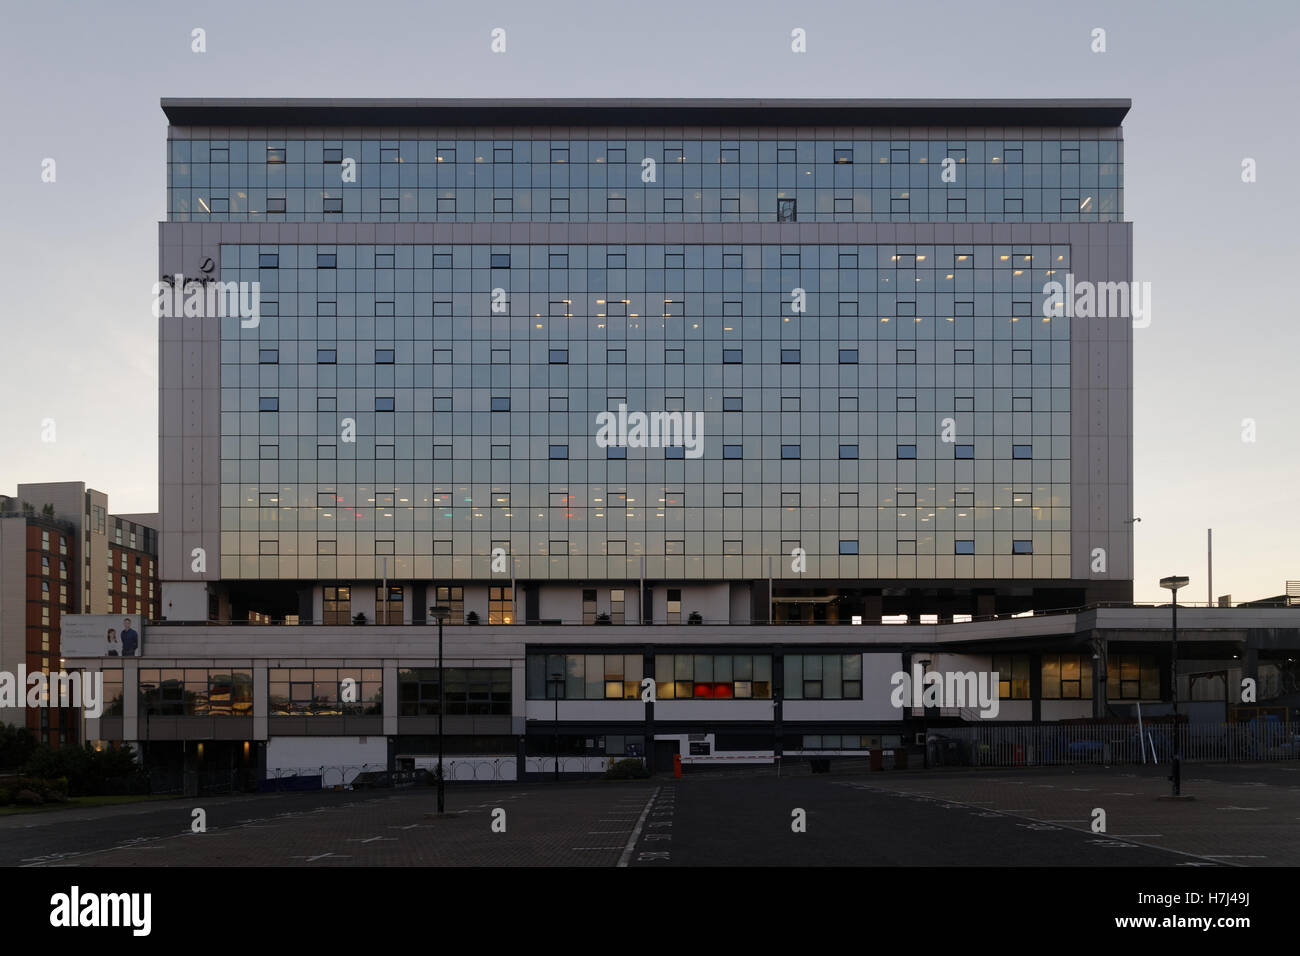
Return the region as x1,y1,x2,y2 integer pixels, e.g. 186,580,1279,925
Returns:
259,397,278,412
549,349,568,364
490,254,510,268
839,540,859,555
266,198,286,213
549,445,568,459
955,540,975,555
491,397,510,412
258,253,278,269
607,447,627,459
723,396,742,411
375,397,395,412
317,253,336,269
266,147,286,164
897,445,917,459
839,349,858,364
781,444,801,459
955,445,974,459
723,445,743,459
839,445,858,459
317,349,336,364
781,349,800,364
323,148,342,164
1012,540,1033,555
375,349,395,364
1013,445,1033,459
834,149,854,164
259,349,279,364
723,349,743,364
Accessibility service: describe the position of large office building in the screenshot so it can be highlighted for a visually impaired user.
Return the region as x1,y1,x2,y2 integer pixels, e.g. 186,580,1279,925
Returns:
69,98,1299,785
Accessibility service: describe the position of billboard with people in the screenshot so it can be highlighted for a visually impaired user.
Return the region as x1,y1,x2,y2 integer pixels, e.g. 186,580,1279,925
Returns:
60,615,145,658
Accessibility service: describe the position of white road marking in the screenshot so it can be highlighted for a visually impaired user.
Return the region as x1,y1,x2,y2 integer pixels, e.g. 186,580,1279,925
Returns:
617,787,662,868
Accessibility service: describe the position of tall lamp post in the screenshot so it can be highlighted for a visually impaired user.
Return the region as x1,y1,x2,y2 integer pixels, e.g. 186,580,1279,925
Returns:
917,657,931,769
429,605,451,813
1159,576,1189,796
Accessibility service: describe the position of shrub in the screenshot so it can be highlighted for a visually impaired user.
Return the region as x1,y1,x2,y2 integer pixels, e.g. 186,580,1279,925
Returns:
604,758,649,780
0,776,67,805
0,723,39,771
21,744,141,797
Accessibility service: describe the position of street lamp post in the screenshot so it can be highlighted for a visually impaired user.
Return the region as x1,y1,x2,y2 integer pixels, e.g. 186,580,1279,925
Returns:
429,605,451,812
917,657,931,769
1159,576,1189,796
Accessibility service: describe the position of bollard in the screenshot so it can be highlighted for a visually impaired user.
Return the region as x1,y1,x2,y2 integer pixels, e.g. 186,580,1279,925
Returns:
673,753,682,779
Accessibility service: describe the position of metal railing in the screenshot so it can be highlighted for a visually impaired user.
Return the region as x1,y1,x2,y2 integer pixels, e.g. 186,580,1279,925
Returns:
142,600,1300,629
938,722,1300,768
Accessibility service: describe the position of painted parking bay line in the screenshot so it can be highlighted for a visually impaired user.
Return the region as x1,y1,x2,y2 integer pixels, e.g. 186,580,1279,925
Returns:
617,786,662,868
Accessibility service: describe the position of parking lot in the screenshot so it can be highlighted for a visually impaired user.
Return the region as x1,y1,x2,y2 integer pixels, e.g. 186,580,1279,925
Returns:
3,762,1297,867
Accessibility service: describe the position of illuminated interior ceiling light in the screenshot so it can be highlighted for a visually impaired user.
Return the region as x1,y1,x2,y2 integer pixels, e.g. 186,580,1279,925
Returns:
1080,196,1092,210
197,197,211,212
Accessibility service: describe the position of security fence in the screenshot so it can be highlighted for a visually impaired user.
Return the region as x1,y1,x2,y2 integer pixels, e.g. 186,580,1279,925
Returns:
937,722,1300,768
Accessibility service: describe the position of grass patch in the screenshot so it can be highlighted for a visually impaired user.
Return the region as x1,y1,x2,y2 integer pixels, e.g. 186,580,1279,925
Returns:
0,794,180,816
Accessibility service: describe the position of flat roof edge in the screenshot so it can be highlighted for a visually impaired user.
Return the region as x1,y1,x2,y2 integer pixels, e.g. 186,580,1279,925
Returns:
161,98,1131,128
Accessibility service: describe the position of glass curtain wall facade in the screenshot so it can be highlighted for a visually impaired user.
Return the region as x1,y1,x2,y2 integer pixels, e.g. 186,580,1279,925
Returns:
159,100,1134,619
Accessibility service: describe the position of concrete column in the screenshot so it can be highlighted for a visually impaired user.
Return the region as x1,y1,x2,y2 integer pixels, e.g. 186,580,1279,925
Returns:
252,663,268,741
382,663,398,736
